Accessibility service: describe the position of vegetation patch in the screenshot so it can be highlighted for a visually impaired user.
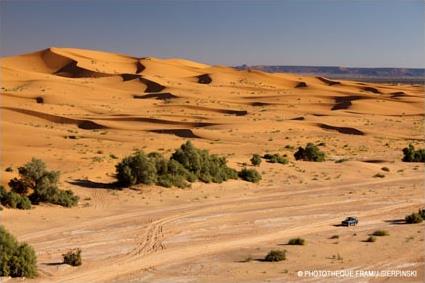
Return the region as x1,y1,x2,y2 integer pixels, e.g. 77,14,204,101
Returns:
116,141,258,188
0,226,37,278
405,208,425,224
294,143,325,162
263,153,288,164
402,144,425,162
238,168,262,183
287,237,305,245
372,230,389,236
8,158,79,207
63,249,82,266
250,154,262,166
0,186,31,209
365,236,377,242
264,249,286,262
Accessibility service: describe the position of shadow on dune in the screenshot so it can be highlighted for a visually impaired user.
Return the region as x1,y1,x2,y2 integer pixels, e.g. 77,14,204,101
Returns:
68,179,120,190
317,76,341,86
139,77,165,92
197,74,212,84
384,219,407,225
133,93,178,100
332,96,362,110
319,123,364,135
149,129,202,139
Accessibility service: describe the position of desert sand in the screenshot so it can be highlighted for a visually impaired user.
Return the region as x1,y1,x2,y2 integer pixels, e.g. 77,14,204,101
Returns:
0,47,424,282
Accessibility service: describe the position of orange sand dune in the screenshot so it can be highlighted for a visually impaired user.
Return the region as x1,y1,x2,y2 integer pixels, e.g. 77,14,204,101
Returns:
0,47,424,283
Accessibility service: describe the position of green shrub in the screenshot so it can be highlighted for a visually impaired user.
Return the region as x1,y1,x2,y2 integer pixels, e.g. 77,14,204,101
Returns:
63,249,82,266
402,144,425,162
372,230,389,236
365,236,376,242
263,153,288,164
171,141,238,183
294,143,325,162
287,237,305,245
116,141,237,188
405,213,423,224
0,226,37,278
250,154,262,166
8,158,79,207
238,168,262,183
264,249,286,262
0,186,31,210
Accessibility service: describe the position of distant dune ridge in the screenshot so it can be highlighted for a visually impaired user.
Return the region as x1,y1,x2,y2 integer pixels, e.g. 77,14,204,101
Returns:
1,46,423,146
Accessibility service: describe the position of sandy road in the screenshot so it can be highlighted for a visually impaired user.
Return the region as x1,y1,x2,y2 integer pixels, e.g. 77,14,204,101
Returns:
17,175,422,283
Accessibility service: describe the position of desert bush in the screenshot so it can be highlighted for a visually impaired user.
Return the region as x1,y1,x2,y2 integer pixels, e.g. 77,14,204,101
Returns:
250,154,262,166
365,236,376,242
405,213,423,224
0,226,37,278
294,143,325,162
264,249,286,262
402,144,425,162
63,248,82,266
5,166,13,172
263,153,288,164
116,141,238,188
0,186,31,210
329,235,339,239
171,141,238,183
287,237,305,245
238,168,262,183
115,151,157,186
8,158,79,207
372,230,389,236
419,208,425,219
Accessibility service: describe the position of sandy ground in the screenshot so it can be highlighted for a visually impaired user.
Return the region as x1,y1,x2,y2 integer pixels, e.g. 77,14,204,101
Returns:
0,47,424,282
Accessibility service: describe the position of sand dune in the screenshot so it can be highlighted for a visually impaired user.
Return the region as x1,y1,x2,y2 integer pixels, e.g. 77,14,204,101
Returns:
0,47,424,283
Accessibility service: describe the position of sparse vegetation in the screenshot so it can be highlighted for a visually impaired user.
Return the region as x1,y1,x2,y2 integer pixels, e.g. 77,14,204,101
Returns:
329,235,339,239
402,144,425,162
63,249,82,266
116,141,241,188
372,230,389,236
8,158,79,207
263,153,288,164
250,154,262,166
238,168,262,183
0,186,31,209
405,209,425,224
0,226,37,278
264,249,286,262
294,143,325,162
373,173,385,178
287,237,305,245
365,236,377,242
5,166,13,172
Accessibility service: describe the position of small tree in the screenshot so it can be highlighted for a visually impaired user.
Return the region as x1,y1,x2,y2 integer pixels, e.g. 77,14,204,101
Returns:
8,158,79,207
294,143,325,162
238,168,262,183
250,154,262,166
402,144,425,162
63,249,82,266
0,226,37,278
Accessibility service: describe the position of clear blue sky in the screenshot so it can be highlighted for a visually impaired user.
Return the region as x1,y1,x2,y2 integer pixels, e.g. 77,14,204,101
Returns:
0,0,424,68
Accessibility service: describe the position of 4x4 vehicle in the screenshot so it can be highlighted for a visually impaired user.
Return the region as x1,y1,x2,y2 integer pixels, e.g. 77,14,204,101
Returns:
341,216,358,226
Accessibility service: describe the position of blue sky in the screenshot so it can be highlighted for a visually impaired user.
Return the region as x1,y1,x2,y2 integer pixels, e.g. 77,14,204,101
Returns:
0,0,424,67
